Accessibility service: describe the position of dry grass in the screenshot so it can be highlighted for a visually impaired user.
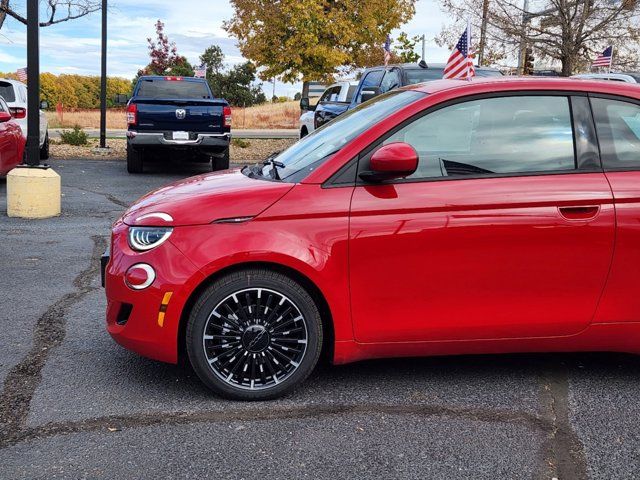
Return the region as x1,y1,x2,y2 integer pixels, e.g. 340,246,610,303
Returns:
234,101,300,129
46,109,127,129
45,101,300,130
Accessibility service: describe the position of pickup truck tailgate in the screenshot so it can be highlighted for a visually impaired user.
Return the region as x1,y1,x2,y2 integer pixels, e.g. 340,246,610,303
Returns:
135,99,226,132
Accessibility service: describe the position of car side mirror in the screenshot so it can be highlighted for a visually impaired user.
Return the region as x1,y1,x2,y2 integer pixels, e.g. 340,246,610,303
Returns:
40,100,49,110
361,86,382,103
359,142,418,182
300,97,315,111
0,111,11,123
115,94,130,106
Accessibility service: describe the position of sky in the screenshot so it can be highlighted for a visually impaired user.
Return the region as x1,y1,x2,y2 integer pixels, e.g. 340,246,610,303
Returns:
0,0,453,97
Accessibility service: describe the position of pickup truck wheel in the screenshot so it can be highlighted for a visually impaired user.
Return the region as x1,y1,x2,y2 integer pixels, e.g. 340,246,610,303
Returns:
211,147,230,171
39,133,50,160
127,144,144,174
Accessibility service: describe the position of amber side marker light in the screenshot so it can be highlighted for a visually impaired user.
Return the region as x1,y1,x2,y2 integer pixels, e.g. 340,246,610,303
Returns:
158,292,173,327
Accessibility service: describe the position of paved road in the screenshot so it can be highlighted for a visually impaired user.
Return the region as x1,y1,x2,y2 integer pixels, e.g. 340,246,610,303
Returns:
50,128,299,140
1,159,639,479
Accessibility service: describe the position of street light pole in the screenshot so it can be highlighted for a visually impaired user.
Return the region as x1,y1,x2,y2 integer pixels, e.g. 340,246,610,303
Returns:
25,0,40,166
99,0,107,149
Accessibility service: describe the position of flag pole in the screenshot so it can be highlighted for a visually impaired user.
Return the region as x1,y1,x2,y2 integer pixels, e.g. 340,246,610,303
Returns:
467,19,472,81
609,48,613,74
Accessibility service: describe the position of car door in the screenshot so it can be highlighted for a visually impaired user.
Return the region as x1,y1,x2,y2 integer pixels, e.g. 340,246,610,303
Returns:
590,96,640,324
0,98,15,173
352,70,384,107
349,93,615,343
314,86,338,129
315,86,347,129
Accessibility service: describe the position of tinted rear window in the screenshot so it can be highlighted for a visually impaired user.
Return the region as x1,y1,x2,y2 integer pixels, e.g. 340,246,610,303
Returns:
0,82,16,102
136,79,211,99
405,68,502,85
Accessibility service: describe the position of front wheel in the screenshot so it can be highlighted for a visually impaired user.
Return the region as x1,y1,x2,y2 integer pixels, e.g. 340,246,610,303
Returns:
186,269,323,400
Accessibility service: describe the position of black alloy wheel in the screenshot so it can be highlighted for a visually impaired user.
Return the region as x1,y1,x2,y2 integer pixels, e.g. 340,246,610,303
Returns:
186,269,323,400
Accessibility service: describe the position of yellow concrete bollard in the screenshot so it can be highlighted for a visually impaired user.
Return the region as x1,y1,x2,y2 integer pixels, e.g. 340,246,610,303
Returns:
6,167,61,219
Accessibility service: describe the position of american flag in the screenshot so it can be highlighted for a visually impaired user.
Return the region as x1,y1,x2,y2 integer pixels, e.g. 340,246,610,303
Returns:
592,46,613,69
443,23,475,80
16,67,27,82
383,35,392,66
194,64,207,78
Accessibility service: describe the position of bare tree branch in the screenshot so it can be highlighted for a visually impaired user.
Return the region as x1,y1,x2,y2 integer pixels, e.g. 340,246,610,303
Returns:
0,0,101,29
437,0,640,75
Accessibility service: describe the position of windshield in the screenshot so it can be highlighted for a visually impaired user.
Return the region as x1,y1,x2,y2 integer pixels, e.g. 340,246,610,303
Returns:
405,68,502,85
254,89,425,182
136,79,211,99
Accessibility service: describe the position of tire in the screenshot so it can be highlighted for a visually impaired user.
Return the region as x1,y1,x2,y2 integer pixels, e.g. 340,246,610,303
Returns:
300,126,308,138
126,143,143,174
186,269,323,400
39,133,49,160
211,147,230,171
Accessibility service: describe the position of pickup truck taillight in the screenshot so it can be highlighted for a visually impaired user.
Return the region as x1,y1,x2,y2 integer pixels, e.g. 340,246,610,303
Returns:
126,103,137,126
223,106,232,127
9,107,26,119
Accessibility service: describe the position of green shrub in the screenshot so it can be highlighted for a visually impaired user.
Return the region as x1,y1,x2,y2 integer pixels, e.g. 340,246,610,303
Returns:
232,138,251,148
60,125,88,146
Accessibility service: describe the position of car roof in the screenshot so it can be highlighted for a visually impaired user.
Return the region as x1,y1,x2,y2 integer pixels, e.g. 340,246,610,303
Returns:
0,78,23,86
404,76,640,97
138,75,206,81
365,62,500,72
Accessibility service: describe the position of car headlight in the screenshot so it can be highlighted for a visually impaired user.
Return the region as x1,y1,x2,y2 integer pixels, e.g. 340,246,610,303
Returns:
128,226,173,251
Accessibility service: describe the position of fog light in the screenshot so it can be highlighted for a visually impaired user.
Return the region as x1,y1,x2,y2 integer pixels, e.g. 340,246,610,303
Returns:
125,263,156,290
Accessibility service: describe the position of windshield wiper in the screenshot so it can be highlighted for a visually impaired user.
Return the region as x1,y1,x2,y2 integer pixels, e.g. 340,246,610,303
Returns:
263,157,286,180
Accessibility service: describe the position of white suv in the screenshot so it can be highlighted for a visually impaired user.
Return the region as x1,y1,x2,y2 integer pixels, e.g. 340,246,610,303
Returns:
0,78,49,159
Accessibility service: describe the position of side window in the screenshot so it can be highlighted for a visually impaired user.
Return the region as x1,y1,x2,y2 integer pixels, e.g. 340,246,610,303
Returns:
355,70,384,104
374,95,576,180
591,97,640,170
319,88,334,103
328,87,341,102
380,69,401,94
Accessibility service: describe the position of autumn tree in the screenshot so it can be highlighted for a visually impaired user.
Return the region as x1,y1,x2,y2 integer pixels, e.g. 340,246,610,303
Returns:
0,0,100,30
395,32,421,63
224,0,417,82
437,0,640,75
200,45,266,106
137,20,194,78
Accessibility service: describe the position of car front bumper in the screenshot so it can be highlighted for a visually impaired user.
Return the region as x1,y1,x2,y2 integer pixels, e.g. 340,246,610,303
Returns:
103,221,205,364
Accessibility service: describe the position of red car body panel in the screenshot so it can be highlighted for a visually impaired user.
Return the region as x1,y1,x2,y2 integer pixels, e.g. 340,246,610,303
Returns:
122,169,294,226
105,78,640,367
0,117,25,176
349,174,615,343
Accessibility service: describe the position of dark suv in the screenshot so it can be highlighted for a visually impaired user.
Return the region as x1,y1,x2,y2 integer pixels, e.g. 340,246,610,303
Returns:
349,62,503,108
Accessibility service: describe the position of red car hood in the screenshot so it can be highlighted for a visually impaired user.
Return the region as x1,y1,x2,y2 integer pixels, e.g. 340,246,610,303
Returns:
122,169,294,226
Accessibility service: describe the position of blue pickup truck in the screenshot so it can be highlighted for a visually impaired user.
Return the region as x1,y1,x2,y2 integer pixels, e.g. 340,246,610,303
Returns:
125,76,232,174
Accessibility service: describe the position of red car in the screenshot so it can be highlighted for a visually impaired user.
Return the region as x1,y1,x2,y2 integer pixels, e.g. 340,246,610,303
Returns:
0,96,25,176
105,77,640,400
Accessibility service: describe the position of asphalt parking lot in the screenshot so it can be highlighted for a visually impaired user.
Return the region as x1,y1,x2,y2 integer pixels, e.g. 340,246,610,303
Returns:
1,158,639,479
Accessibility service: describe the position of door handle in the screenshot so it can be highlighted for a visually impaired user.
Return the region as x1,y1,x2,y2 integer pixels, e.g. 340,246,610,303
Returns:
558,205,600,220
